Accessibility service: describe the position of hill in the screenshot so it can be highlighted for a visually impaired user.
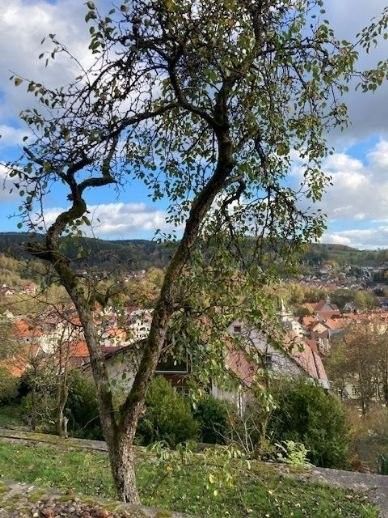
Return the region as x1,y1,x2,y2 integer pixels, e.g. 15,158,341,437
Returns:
0,232,174,271
0,232,386,271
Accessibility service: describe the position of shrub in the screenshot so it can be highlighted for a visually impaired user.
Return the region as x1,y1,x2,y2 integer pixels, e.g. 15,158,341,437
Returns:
19,366,57,431
269,379,348,468
66,370,102,439
0,368,19,405
194,395,230,444
137,376,199,447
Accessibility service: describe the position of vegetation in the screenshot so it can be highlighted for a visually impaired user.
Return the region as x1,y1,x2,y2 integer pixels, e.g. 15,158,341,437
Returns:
270,380,348,469
193,395,230,444
3,233,388,273
346,406,388,472
327,322,388,414
0,441,378,517
0,368,19,405
330,289,378,311
137,377,199,447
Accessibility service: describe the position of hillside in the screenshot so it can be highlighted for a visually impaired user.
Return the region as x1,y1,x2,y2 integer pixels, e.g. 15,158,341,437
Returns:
0,232,386,271
0,232,174,271
0,437,380,517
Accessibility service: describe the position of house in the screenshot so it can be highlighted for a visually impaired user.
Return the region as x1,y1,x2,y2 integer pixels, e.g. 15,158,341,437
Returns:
301,298,340,321
81,311,329,416
228,320,329,390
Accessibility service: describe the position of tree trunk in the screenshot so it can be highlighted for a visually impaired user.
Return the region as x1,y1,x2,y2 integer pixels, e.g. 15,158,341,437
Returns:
56,384,68,437
109,431,140,504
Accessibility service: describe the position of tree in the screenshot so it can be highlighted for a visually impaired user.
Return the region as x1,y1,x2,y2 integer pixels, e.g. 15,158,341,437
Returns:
7,0,387,504
327,320,388,414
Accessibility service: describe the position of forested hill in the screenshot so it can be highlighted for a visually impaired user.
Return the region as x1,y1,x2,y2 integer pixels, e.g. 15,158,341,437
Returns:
0,233,174,271
0,232,386,270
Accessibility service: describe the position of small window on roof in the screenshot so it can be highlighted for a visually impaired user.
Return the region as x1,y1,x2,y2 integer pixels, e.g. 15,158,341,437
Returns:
233,325,242,334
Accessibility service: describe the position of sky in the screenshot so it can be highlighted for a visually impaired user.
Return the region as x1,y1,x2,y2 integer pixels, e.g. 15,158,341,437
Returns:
0,0,387,248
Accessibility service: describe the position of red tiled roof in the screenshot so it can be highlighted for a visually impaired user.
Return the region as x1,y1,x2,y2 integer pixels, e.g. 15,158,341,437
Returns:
68,340,89,358
226,349,257,387
14,319,43,339
290,339,328,384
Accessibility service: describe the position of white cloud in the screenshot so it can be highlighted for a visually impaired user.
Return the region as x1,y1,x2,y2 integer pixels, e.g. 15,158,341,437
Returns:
322,227,388,250
319,139,388,221
0,124,30,148
321,233,353,247
325,0,388,141
42,202,173,239
368,141,388,170
0,0,91,121
0,164,17,201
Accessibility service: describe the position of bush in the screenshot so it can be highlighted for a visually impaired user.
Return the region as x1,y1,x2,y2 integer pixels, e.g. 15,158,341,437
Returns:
0,368,19,405
194,395,230,444
66,370,102,439
20,366,58,432
137,376,199,447
269,379,348,468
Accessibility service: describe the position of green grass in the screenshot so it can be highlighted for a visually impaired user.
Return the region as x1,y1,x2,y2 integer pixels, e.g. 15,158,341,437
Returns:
0,441,378,517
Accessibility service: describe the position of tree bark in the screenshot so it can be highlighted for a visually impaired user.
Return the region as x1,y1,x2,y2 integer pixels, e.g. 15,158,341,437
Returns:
110,432,140,504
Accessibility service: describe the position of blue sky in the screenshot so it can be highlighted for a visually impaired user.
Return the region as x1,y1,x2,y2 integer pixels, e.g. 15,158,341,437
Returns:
0,0,387,247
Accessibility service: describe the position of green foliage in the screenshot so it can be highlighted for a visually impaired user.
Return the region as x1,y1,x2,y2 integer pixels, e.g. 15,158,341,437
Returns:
327,323,388,413
0,404,23,428
20,365,58,431
0,368,19,405
345,406,388,471
65,371,102,440
276,440,311,467
193,395,230,444
331,289,378,311
269,380,348,468
137,377,199,447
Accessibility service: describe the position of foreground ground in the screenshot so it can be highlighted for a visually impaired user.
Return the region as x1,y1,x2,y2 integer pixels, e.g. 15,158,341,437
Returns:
0,436,380,517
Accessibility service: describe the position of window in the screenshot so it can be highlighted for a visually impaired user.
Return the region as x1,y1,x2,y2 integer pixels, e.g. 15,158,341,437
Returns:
233,325,242,334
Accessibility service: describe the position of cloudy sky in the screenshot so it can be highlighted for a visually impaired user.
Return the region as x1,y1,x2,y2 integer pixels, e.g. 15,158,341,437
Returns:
0,0,387,248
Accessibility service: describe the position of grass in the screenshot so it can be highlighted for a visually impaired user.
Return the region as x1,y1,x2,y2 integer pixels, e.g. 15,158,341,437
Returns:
0,440,378,517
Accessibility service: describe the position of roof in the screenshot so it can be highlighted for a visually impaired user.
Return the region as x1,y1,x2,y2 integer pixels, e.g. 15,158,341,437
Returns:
226,349,257,387
14,319,43,339
301,315,318,328
289,337,329,386
0,343,41,377
68,340,89,358
324,318,349,331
